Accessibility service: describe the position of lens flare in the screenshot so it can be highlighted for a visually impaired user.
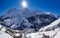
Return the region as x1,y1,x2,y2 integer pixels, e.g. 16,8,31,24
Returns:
22,0,27,8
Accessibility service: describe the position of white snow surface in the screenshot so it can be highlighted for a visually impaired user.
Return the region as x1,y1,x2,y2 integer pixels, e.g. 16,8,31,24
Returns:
0,18,60,38
0,25,13,38
54,30,60,38
0,32,13,38
26,18,60,38
39,18,60,32
26,32,43,38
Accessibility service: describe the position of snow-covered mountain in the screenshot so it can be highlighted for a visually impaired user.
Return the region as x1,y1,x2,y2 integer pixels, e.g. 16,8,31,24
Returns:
26,18,60,38
0,8,60,38
39,18,60,32
0,8,59,30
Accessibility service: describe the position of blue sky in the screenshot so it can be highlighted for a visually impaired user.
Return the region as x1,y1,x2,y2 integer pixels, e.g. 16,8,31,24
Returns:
0,0,60,16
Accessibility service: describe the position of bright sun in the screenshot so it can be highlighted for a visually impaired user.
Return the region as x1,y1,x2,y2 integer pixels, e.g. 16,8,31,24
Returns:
22,0,27,8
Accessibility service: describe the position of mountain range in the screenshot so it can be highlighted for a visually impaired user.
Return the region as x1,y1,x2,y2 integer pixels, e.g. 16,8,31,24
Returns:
0,8,60,38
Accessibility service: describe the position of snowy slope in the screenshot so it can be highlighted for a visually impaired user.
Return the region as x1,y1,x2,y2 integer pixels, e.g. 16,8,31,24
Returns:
0,25,13,38
26,18,60,38
0,32,13,38
54,30,60,38
39,18,60,32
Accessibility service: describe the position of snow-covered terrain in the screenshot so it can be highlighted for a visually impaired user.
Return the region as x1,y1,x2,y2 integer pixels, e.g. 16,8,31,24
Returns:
39,18,60,32
0,25,13,38
0,8,60,38
26,18,60,38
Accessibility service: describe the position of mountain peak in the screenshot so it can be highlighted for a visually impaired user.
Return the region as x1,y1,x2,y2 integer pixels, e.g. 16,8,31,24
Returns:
0,8,59,31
